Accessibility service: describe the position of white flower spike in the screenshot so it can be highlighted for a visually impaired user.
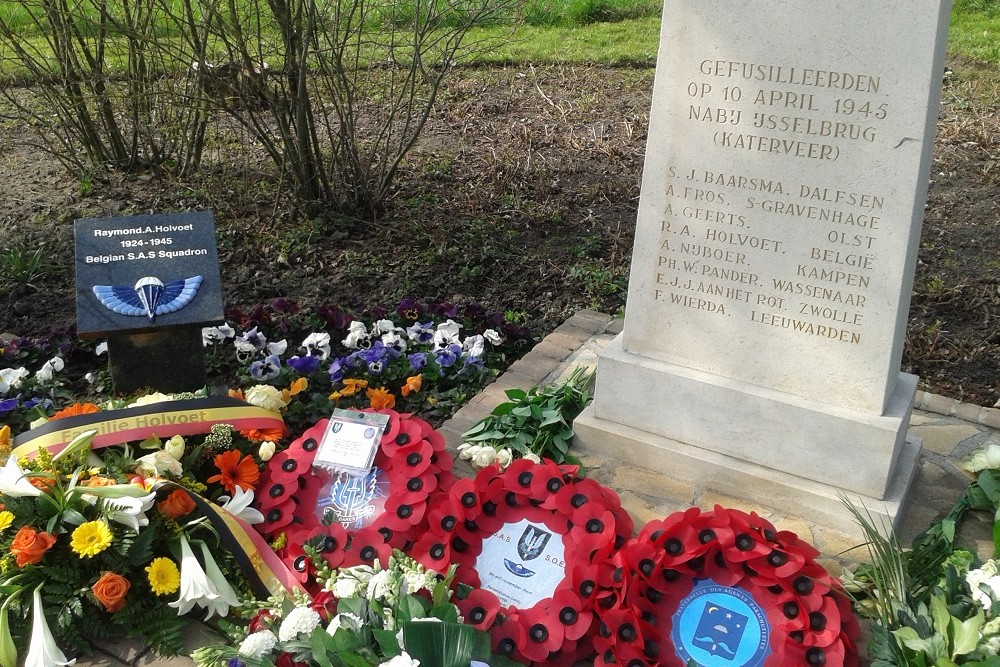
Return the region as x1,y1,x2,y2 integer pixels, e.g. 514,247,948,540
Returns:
25,587,75,667
168,534,219,615
197,541,242,620
0,456,41,498
217,487,265,525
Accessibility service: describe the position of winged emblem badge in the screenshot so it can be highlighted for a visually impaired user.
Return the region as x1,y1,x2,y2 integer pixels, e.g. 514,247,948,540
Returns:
93,275,203,321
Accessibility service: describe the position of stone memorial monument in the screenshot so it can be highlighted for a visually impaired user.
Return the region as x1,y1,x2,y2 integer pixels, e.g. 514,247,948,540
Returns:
574,0,952,532
74,211,224,393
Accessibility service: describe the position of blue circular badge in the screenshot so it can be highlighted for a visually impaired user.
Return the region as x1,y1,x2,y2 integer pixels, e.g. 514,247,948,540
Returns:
671,579,770,667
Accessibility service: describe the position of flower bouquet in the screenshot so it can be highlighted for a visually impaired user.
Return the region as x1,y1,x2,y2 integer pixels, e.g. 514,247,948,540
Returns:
192,550,524,667
0,389,296,663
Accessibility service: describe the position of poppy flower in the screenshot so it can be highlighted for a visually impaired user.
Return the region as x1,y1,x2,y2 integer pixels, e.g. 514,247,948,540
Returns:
491,616,527,660
553,589,594,642
379,419,425,458
394,440,433,475
411,534,453,572
456,589,502,631
280,541,313,584
268,450,308,486
261,499,296,534
343,527,391,567
207,450,260,493
517,604,565,662
381,493,427,532
257,478,295,511
310,522,349,569
396,470,439,505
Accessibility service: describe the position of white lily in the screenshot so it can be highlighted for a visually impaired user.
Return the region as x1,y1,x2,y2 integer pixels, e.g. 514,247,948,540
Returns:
87,492,157,532
197,542,242,620
217,487,265,525
25,587,75,667
0,456,41,498
168,534,219,615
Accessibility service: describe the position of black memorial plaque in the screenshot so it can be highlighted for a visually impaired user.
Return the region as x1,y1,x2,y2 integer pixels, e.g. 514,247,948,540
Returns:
74,211,224,338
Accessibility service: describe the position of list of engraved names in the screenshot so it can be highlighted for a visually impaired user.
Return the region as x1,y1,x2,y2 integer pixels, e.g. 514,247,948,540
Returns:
651,57,892,347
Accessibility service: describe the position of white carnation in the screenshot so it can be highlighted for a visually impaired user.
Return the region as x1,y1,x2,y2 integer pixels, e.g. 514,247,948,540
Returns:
238,630,277,659
278,606,322,641
379,651,420,667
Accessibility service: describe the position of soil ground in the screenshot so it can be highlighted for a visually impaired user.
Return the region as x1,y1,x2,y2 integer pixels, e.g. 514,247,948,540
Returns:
1,61,998,405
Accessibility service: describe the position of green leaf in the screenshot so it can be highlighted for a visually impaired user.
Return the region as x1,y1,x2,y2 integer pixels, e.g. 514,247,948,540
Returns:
0,596,18,667
332,653,373,667
978,470,1000,503
373,628,402,657
503,389,527,401
403,621,491,667
311,627,333,667
399,594,429,623
950,609,984,657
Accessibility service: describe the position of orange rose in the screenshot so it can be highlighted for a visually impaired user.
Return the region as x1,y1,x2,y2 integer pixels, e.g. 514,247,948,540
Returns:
159,489,196,520
92,572,130,612
11,526,57,567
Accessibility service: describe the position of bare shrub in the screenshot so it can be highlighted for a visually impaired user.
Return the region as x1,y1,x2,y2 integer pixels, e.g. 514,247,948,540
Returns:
170,0,528,215
0,0,210,176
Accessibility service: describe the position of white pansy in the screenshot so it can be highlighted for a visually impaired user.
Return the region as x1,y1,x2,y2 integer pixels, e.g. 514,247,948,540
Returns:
258,440,277,461
266,339,288,357
278,606,321,641
84,372,96,384
326,612,363,636
198,542,242,620
238,630,277,659
471,446,497,469
964,444,1000,475
496,448,514,469
202,324,235,346
243,385,289,411
234,327,266,354
483,329,503,345
0,367,29,395
462,334,485,358
0,456,42,497
95,341,109,355
26,587,75,667
217,487,265,525
34,357,64,383
381,331,407,352
135,450,183,477
164,435,186,460
432,320,461,350
342,321,370,349
169,534,220,615
302,332,332,360
372,319,399,336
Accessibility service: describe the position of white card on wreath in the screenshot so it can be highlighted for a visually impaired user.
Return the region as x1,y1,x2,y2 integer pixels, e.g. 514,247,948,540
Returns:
476,519,566,609
313,410,389,473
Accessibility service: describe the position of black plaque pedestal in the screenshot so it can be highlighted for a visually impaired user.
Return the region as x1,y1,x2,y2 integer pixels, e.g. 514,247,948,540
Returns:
108,327,206,394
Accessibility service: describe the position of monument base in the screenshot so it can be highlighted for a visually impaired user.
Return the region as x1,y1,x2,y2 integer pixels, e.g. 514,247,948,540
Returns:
585,336,917,498
574,404,921,537
108,327,207,394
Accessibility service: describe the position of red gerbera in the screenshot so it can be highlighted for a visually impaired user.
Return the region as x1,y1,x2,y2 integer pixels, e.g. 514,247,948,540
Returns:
207,449,260,493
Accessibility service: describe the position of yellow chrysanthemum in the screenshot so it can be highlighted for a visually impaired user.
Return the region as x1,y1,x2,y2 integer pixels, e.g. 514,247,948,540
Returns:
0,511,13,533
145,557,180,595
70,520,113,558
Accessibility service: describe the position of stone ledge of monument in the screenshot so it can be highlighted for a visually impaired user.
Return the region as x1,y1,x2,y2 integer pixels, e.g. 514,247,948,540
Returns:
564,309,615,332
80,652,130,667
494,370,536,391
914,388,1000,430
550,321,600,343
504,353,564,383
529,337,578,362
605,317,624,335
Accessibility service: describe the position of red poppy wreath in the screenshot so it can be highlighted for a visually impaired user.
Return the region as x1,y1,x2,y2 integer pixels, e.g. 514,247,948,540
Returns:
410,457,635,665
592,506,860,667
254,409,456,587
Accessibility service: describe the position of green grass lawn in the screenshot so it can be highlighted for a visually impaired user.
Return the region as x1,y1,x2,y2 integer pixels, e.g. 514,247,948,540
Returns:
0,1,997,72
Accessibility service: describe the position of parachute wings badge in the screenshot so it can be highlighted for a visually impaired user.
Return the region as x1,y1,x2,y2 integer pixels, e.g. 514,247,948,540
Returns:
93,275,203,321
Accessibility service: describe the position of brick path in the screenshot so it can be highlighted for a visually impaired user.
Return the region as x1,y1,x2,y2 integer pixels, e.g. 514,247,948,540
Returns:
80,310,999,666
